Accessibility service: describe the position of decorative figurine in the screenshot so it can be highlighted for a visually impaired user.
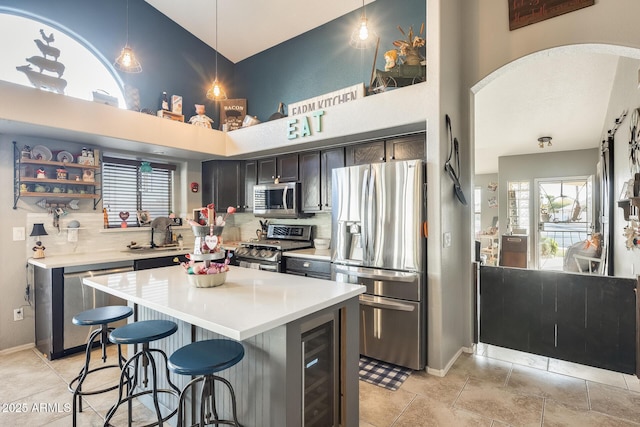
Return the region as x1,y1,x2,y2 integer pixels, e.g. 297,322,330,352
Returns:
188,104,214,128
32,240,46,259
36,168,46,179
384,50,398,70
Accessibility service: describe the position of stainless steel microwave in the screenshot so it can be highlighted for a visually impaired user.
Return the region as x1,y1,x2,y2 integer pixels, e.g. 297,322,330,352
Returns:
253,182,306,218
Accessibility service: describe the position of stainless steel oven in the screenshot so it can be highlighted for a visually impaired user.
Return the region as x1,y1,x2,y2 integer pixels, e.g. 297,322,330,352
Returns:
234,224,313,273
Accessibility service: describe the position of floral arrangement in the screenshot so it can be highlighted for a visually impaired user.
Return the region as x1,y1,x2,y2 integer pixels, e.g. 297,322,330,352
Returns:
392,23,425,66
181,256,230,275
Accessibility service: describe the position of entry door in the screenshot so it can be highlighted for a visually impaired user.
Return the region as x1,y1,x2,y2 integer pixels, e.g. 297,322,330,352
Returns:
536,177,592,270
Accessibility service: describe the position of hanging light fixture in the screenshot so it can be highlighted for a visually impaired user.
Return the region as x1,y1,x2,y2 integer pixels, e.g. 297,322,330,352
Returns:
206,0,227,100
349,0,377,49
538,136,552,148
140,161,152,191
114,0,142,73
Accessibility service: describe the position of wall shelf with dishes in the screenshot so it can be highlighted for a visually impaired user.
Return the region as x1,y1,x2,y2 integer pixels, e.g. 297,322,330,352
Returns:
13,141,101,210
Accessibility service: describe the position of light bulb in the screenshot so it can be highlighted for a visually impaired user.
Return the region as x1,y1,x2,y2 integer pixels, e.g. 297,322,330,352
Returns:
122,50,132,67
213,83,221,97
358,19,369,41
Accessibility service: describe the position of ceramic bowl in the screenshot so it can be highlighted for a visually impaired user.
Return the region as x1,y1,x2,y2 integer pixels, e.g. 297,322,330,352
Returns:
314,238,330,250
187,271,227,288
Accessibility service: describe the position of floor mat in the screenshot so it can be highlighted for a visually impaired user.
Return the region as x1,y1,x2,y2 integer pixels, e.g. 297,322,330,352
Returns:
358,356,412,391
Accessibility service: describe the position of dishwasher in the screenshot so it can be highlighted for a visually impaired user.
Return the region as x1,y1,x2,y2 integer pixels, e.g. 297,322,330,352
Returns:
35,261,133,359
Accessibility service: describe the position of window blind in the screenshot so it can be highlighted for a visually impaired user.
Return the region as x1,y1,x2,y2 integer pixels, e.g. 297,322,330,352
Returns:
102,157,174,227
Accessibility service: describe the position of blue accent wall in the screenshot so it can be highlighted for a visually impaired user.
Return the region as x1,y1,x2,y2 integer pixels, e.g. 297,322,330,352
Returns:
3,0,425,127
233,0,426,121
1,0,233,122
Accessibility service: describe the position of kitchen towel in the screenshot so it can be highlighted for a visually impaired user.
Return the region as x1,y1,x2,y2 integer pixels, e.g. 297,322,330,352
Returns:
359,356,412,391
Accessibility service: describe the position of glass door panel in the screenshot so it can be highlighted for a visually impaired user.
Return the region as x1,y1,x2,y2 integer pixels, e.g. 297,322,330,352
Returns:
536,177,592,270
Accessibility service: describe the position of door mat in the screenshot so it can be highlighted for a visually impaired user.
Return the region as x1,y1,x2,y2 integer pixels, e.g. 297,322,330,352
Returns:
359,356,412,391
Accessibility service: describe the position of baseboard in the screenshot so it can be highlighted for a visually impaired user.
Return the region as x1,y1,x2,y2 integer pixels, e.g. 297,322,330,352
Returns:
426,346,464,377
0,342,35,356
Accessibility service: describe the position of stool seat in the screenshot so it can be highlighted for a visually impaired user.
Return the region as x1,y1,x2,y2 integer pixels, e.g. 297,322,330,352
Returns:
72,305,133,326
169,339,245,376
109,319,177,345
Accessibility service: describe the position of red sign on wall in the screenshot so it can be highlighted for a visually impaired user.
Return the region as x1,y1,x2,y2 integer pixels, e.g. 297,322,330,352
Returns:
508,0,595,31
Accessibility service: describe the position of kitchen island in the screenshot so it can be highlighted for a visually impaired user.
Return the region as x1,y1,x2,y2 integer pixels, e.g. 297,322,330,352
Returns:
83,265,364,427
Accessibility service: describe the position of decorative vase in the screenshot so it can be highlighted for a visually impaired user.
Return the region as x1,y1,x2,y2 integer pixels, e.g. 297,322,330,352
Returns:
404,50,422,65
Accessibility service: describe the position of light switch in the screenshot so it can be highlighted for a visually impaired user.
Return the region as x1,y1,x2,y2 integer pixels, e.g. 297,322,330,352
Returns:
13,227,25,241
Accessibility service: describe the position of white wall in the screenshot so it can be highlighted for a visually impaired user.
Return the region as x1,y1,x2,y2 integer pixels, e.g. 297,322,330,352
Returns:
474,173,499,233
601,56,640,277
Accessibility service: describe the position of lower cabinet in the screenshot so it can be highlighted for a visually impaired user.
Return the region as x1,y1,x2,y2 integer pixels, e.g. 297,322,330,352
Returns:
285,257,331,280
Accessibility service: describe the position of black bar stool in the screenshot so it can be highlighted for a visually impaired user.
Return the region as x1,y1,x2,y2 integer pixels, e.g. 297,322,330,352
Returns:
168,339,245,427
68,305,133,427
105,319,181,427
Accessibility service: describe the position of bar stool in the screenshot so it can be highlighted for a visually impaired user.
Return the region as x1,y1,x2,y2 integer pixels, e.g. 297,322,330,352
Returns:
68,305,133,427
105,319,181,427
168,339,245,427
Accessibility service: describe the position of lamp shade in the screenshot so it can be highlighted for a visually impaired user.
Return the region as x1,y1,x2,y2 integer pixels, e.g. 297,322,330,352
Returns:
30,223,48,237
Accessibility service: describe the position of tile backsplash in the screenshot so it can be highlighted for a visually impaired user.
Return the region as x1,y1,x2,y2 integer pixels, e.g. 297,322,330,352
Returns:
25,211,332,258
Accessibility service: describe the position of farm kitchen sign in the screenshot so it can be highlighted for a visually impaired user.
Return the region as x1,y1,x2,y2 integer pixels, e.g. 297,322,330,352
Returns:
288,83,365,116
508,0,595,31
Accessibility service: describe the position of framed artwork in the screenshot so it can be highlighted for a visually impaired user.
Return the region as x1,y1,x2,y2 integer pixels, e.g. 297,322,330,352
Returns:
488,182,498,192
508,0,595,31
137,210,151,226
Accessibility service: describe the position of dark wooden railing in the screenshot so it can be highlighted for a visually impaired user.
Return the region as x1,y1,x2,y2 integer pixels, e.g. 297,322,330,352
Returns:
480,266,635,374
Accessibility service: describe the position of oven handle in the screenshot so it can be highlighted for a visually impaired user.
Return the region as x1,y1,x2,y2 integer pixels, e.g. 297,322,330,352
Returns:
259,264,279,272
359,294,415,312
333,265,418,283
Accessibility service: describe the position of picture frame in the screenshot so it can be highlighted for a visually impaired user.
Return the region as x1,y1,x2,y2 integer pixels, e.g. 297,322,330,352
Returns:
137,210,151,226
192,207,207,225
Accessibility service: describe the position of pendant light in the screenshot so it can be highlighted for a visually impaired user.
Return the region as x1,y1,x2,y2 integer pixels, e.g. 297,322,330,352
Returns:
350,0,377,49
206,0,227,100
114,0,142,73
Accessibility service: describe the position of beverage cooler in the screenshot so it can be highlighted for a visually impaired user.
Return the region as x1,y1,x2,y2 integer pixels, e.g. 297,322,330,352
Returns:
301,312,339,426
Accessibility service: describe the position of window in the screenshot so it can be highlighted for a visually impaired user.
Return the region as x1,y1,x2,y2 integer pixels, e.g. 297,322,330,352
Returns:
102,157,175,227
0,11,125,107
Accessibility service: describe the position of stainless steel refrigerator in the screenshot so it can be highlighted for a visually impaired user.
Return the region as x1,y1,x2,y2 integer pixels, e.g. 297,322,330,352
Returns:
331,159,426,370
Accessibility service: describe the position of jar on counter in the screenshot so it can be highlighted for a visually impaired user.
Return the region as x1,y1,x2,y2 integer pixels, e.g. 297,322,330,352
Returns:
56,168,68,180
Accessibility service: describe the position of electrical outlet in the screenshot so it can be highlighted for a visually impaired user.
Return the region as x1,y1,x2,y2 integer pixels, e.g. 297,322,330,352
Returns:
13,227,25,241
14,308,23,321
443,232,452,248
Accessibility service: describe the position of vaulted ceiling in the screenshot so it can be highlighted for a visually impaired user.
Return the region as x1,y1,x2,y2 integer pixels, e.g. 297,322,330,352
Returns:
144,2,626,175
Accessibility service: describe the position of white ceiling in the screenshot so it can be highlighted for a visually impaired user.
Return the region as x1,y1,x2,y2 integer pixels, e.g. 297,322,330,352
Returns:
144,2,625,175
144,0,374,64
474,52,621,175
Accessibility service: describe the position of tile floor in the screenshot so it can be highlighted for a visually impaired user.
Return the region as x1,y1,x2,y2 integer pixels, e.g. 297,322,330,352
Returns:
1,342,640,426
360,343,640,426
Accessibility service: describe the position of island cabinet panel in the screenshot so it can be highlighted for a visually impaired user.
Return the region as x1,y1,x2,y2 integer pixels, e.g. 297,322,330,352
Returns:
202,160,244,210
385,134,425,161
243,160,257,211
345,140,385,166
136,299,359,427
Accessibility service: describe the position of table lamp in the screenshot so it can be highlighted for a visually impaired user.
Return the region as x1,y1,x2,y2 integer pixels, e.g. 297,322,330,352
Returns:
30,223,48,259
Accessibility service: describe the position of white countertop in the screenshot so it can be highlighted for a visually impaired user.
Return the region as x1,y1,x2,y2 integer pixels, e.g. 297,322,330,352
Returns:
27,242,241,269
83,265,364,341
283,248,331,261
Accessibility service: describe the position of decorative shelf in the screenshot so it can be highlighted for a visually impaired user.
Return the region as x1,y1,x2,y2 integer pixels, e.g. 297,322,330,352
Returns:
617,198,640,221
18,158,100,169
20,177,96,185
19,192,98,199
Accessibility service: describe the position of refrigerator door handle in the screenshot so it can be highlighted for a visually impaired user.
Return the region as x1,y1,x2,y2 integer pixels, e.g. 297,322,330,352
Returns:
360,168,369,258
366,168,375,263
333,265,419,282
359,294,415,312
